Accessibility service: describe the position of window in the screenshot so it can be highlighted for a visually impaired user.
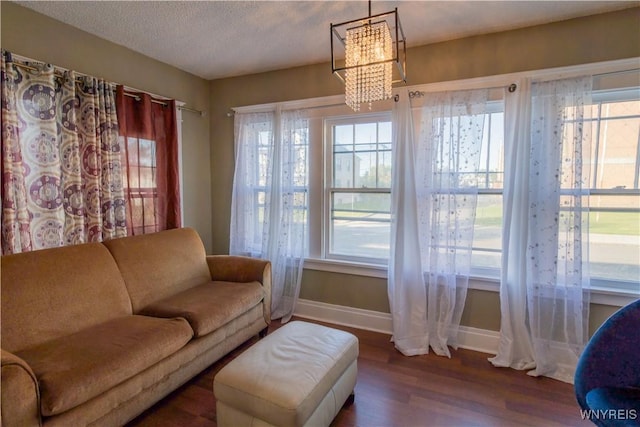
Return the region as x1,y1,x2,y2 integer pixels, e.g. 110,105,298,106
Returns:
472,108,505,276
251,125,274,255
122,137,159,234
585,89,640,288
233,119,274,256
320,108,506,271
325,115,392,263
235,64,638,299
231,112,309,259
321,109,507,272
116,87,181,236
469,87,640,286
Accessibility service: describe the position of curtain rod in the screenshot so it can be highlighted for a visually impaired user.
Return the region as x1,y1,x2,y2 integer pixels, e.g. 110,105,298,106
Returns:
227,101,350,117
121,92,204,116
407,82,518,99
8,60,204,117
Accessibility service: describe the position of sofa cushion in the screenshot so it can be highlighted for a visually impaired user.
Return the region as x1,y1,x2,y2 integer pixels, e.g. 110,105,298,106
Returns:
16,315,193,416
1,242,132,353
103,228,212,313
140,281,264,337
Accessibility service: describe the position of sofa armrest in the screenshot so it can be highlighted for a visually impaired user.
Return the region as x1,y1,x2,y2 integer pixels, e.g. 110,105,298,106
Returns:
1,349,41,427
206,255,272,325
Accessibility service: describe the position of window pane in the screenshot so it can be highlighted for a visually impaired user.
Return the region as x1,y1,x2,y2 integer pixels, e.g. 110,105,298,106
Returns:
334,125,353,145
473,111,505,274
127,169,139,188
328,117,393,262
126,137,139,166
589,195,639,283
354,150,376,188
472,194,502,270
594,116,639,189
294,143,308,187
143,196,157,227
258,130,271,146
138,167,155,189
256,188,265,248
138,139,156,167
604,99,640,117
333,152,352,188
331,192,390,259
355,123,377,144
332,119,392,191
293,191,308,210
122,136,160,235
478,112,504,190
258,147,270,186
586,97,640,285
379,121,392,142
378,149,392,187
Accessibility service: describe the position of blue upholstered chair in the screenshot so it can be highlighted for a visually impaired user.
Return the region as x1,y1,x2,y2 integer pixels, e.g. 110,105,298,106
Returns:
574,299,640,426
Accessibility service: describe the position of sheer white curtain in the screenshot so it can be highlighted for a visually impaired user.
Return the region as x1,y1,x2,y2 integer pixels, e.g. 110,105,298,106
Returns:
230,108,308,323
490,76,592,383
489,79,537,371
389,88,489,357
388,90,428,355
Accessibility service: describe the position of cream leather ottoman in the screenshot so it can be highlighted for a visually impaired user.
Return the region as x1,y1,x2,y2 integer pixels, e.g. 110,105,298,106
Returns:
214,321,358,427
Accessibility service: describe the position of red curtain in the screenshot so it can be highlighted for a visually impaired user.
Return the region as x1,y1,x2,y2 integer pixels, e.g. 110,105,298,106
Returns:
115,85,181,235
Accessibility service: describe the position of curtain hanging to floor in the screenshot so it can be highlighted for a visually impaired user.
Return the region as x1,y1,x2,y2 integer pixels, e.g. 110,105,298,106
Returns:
490,76,592,383
230,107,309,322
1,50,126,254
389,87,489,357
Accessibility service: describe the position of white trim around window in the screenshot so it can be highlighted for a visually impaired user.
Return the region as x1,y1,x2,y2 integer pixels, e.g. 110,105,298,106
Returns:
232,57,640,307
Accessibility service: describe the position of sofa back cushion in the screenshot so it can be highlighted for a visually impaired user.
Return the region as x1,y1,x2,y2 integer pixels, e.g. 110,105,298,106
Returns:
1,243,132,353
102,228,211,313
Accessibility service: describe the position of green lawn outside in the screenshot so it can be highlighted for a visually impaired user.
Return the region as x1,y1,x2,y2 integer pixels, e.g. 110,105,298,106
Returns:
475,205,639,235
335,201,639,236
589,212,640,235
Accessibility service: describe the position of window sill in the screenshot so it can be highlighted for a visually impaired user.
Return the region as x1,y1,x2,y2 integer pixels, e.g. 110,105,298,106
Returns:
302,258,638,307
303,258,387,279
588,285,640,307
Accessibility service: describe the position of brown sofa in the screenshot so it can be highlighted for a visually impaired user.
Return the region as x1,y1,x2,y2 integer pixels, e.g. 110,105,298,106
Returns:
1,227,271,427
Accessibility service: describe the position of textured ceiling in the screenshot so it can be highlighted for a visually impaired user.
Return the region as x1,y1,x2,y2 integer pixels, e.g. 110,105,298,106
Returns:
14,0,639,80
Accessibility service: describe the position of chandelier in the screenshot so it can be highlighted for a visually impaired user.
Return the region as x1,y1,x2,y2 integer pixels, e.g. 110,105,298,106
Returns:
331,1,406,111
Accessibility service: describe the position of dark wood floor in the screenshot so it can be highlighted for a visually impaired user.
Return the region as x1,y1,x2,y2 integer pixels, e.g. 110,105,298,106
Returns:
127,318,590,427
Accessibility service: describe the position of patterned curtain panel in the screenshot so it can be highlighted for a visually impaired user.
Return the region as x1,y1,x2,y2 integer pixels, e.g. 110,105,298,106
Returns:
0,50,126,254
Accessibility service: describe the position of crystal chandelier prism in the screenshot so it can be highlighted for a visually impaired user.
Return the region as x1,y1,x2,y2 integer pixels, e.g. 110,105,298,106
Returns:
345,21,393,111
331,1,406,111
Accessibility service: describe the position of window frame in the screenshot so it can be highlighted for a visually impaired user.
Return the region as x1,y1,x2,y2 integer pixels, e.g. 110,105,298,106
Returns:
324,113,393,265
119,104,185,235
470,101,506,279
582,87,640,292
232,58,640,306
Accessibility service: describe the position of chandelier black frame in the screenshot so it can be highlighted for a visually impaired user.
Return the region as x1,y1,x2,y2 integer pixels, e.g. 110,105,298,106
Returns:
330,5,407,86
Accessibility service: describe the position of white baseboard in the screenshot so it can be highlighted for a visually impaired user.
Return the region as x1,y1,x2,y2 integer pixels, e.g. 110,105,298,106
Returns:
294,298,499,355
294,299,394,335
457,325,500,355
